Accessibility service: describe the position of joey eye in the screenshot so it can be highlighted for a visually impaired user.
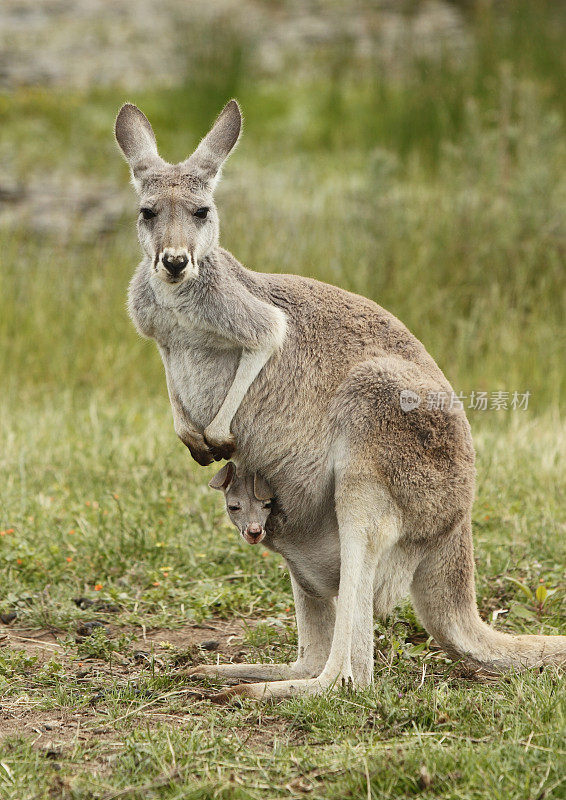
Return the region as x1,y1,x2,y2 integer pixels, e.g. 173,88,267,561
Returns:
227,504,241,512
140,207,157,220
262,501,273,509
194,207,209,219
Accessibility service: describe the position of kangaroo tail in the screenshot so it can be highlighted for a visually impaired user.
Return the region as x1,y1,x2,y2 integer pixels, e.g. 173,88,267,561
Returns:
410,519,566,671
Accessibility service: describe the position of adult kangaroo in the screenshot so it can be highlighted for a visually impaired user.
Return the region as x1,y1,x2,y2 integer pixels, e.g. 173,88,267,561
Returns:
115,99,566,699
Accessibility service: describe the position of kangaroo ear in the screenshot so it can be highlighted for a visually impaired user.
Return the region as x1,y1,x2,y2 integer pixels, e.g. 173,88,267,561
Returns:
253,473,274,502
115,103,164,185
184,99,242,186
208,461,236,492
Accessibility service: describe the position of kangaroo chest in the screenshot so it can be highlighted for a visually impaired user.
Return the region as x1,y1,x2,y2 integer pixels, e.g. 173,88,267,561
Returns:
164,344,240,430
129,270,241,429
130,265,340,533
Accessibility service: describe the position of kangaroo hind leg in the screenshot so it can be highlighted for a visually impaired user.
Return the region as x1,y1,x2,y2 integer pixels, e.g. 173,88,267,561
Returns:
411,519,566,670
188,576,335,686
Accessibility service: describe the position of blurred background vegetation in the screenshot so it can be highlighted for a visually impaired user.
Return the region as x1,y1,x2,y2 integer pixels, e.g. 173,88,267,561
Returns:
0,0,564,416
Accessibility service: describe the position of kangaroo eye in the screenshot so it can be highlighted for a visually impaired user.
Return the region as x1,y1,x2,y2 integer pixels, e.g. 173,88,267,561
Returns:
194,207,209,219
227,504,241,512
140,207,157,220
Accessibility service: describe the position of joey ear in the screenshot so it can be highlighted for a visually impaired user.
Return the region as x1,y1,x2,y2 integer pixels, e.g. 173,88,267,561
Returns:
115,103,164,184
253,473,274,502
184,99,242,186
208,461,236,492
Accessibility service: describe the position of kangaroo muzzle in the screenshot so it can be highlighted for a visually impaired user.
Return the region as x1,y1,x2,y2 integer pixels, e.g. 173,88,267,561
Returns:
160,249,189,280
242,523,266,545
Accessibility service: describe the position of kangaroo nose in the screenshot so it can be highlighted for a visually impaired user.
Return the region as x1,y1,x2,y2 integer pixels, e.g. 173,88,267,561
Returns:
162,252,188,277
243,523,265,545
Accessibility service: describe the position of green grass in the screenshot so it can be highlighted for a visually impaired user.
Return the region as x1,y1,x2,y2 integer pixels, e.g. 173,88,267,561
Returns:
1,1,565,797
0,403,564,799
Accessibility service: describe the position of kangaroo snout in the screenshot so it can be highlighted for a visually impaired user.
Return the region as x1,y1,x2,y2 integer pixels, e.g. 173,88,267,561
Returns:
243,523,265,545
161,249,189,279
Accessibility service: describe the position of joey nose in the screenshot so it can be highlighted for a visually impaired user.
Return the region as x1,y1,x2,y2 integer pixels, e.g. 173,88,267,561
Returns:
243,523,265,545
162,252,188,277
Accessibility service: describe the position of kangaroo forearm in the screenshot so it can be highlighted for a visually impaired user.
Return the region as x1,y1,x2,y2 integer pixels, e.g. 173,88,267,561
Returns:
160,349,192,430
159,347,213,464
164,379,215,465
200,291,287,444
207,346,275,435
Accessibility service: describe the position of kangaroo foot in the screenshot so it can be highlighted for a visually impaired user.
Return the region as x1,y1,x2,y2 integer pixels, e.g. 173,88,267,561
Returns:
209,676,334,703
185,662,299,684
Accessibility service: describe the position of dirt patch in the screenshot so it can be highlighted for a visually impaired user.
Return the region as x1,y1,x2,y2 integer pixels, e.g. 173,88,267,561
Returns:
141,618,249,654
0,620,303,782
237,713,304,750
0,627,67,661
0,706,115,750
0,619,264,746
1,618,251,660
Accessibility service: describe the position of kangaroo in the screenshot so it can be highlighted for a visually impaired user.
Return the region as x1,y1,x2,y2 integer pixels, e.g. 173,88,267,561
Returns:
209,461,275,546
115,99,566,700
115,101,286,466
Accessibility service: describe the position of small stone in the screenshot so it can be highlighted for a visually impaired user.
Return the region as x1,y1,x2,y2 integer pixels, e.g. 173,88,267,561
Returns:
76,621,107,637
133,650,151,663
200,640,220,651
43,721,62,731
94,602,120,613
72,597,94,610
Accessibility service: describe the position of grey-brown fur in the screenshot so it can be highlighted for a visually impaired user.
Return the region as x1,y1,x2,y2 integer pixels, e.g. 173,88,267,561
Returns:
115,100,566,700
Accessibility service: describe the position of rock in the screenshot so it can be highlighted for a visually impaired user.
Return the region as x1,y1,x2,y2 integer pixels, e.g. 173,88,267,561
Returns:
72,597,94,610
200,640,220,651
76,621,107,637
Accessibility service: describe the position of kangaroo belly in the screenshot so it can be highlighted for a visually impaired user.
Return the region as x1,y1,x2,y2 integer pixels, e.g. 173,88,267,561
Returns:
267,516,341,598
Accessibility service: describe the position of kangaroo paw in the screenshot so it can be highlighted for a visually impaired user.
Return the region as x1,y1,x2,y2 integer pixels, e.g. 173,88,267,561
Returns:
177,429,215,466
186,440,215,466
209,685,252,705
185,663,298,683
203,430,237,461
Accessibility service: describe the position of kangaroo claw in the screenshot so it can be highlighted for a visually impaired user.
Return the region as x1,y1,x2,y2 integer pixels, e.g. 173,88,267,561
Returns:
186,441,215,466
209,685,249,705
203,431,237,461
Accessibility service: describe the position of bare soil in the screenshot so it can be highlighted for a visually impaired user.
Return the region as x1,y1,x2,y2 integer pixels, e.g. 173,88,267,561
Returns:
0,619,263,749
